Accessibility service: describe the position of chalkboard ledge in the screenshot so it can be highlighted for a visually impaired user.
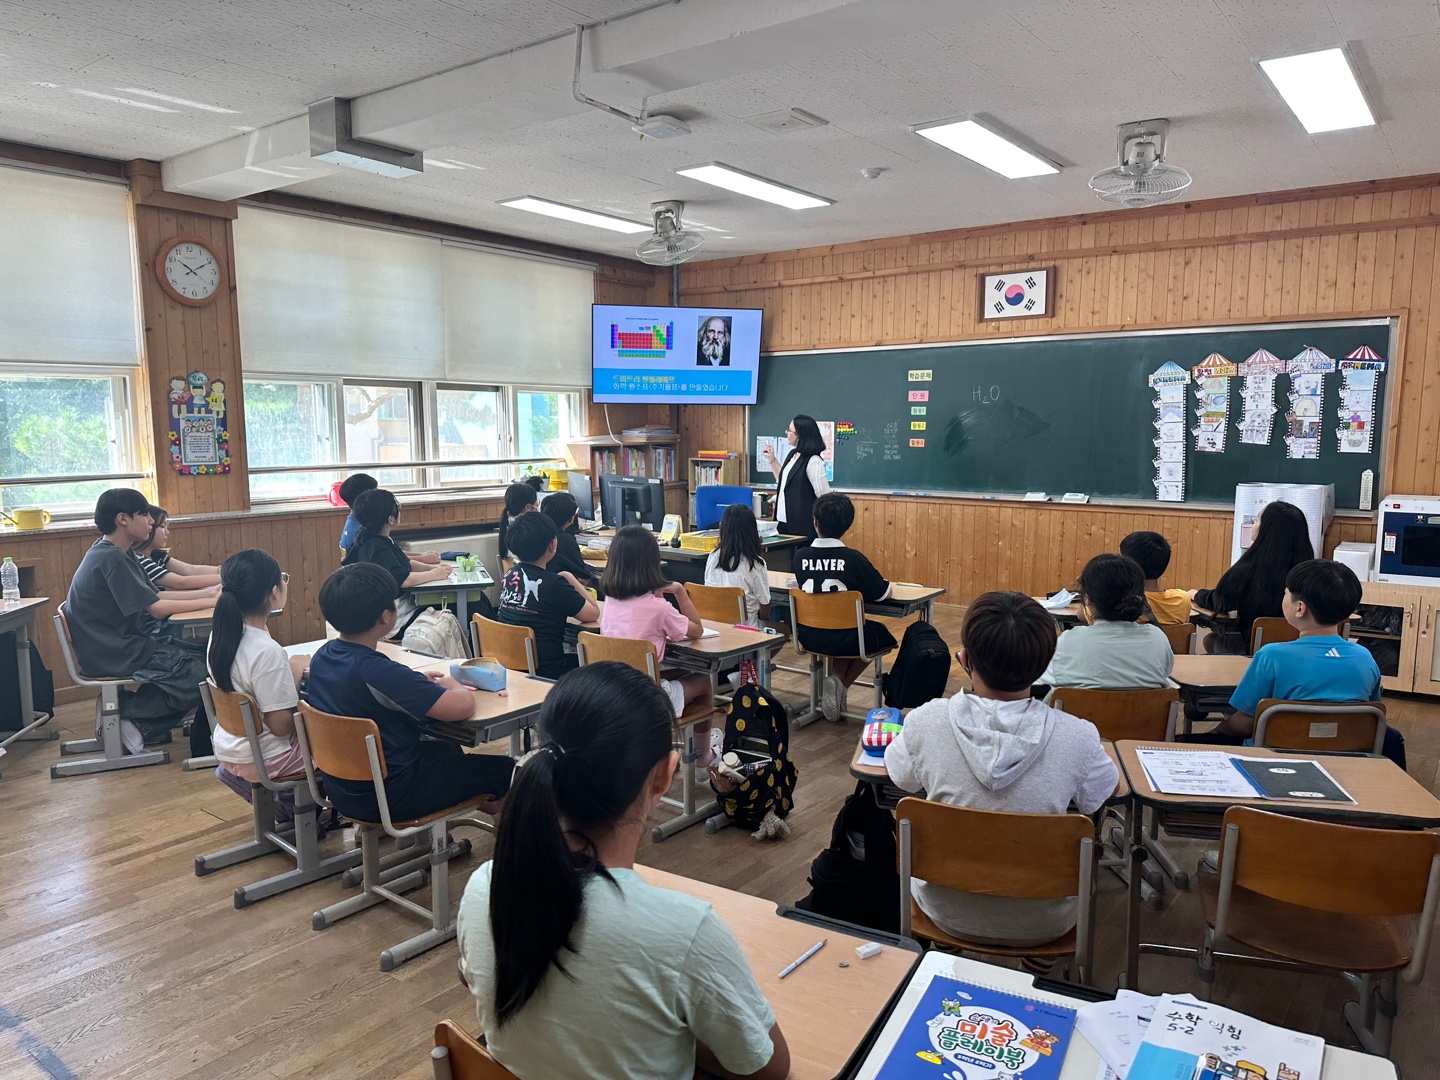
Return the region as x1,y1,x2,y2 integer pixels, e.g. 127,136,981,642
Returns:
831,487,1376,519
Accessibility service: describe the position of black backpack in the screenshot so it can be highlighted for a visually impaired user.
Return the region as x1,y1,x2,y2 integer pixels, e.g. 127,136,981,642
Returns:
794,780,900,934
0,632,54,731
883,620,952,709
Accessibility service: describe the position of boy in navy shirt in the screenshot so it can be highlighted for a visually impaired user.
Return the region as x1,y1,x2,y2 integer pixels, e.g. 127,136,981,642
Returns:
304,563,512,822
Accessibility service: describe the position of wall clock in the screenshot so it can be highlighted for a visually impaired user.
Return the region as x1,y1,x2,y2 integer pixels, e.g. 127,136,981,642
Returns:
156,236,226,306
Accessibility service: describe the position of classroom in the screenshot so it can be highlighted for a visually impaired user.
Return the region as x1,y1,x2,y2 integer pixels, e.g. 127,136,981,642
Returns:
2,2,1440,1078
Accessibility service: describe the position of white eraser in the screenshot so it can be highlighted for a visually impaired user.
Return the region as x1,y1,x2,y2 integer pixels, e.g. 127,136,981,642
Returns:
855,942,883,960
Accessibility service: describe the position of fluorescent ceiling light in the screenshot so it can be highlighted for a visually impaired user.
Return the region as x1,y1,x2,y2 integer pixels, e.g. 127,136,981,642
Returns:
114,88,237,113
911,117,1058,179
1259,47,1375,133
499,197,650,234
674,162,831,209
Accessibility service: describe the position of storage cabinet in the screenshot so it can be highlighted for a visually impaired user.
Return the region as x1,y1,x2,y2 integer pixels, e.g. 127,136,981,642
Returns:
1354,581,1440,695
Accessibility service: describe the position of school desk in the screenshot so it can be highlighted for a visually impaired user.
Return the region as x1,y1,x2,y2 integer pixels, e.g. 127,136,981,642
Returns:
853,950,1397,1080
1169,653,1251,694
0,598,56,763
407,565,493,630
769,571,947,621
1114,741,1440,990
586,527,806,582
634,865,923,1080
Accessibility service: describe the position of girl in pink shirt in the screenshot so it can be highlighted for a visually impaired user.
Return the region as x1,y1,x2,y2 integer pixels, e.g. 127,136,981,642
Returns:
599,527,715,775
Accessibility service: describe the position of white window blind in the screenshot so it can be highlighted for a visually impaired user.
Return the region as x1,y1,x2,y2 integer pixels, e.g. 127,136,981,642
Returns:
234,207,445,378
442,243,594,387
0,167,139,367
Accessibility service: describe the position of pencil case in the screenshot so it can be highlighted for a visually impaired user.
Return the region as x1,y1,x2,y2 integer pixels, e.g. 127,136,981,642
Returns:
861,706,903,749
450,657,507,692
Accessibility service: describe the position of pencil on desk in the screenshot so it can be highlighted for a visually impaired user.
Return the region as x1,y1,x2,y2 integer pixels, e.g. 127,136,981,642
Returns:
778,939,826,979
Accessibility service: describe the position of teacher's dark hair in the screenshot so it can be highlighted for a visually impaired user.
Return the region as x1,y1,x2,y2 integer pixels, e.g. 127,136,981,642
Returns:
715,503,763,574
791,414,825,457
208,549,283,694
490,662,676,1025
1078,553,1147,623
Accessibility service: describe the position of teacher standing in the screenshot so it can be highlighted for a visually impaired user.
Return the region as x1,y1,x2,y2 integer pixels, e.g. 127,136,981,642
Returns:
763,414,830,538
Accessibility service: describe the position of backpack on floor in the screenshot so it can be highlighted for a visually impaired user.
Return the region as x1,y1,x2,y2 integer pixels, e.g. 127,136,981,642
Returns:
711,664,797,830
883,620,952,709
793,779,900,934
0,632,55,731
402,607,469,659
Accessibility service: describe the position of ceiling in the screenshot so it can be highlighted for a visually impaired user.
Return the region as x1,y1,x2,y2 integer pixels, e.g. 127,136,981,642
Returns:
2,0,1439,261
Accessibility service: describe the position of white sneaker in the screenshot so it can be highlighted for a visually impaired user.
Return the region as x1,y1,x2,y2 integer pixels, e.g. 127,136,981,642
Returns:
821,675,845,721
120,720,146,755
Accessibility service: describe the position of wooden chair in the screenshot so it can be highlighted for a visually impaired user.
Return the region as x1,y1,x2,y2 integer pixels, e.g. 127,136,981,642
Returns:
49,603,167,777
469,614,536,675
1248,616,1299,654
1252,697,1387,755
432,1020,518,1079
1158,620,1195,654
1200,806,1440,1055
684,582,746,623
294,703,495,971
789,589,894,727
1047,687,1186,899
897,798,1096,984
194,683,361,905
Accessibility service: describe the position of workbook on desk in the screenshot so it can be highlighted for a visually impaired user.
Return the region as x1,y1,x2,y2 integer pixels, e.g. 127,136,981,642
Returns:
1129,995,1323,1080
872,972,1076,1078
1134,749,1353,802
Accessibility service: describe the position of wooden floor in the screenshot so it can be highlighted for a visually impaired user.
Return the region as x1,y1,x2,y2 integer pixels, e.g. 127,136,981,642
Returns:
3,605,1438,1079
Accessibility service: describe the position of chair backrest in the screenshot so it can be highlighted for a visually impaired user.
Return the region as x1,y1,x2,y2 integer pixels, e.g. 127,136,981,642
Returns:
576,633,660,683
1249,616,1299,654
693,485,754,530
896,797,1093,899
205,680,255,740
1158,620,1195,654
1048,687,1179,743
789,589,865,656
684,582,745,623
471,614,537,674
1252,698,1387,755
296,702,386,782
432,1020,519,1080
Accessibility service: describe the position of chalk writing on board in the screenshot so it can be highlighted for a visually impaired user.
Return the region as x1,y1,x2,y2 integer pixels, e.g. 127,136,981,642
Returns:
943,400,1050,459
882,420,902,461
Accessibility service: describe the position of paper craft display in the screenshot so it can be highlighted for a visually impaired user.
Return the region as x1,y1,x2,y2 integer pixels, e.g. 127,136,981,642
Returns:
1336,345,1387,454
873,972,1076,1079
1148,362,1190,502
1235,349,1286,446
1129,995,1323,1080
1191,352,1236,454
167,370,230,475
1283,346,1335,460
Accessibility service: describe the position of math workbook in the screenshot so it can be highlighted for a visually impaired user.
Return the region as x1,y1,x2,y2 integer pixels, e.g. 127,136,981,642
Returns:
874,973,1076,1078
1128,995,1323,1080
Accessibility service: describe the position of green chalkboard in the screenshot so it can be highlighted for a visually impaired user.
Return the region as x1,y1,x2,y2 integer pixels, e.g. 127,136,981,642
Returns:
748,319,1393,510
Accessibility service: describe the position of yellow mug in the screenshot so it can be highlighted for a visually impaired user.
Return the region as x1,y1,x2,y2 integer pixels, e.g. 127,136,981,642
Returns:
3,508,51,531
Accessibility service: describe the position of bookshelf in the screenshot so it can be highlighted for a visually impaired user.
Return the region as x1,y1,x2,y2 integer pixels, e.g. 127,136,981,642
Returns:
688,451,744,524
566,431,687,520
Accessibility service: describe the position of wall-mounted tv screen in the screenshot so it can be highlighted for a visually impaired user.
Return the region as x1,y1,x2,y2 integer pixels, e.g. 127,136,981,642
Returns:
592,304,762,405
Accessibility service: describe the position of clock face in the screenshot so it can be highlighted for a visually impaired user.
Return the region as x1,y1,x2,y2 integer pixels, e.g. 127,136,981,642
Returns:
162,241,222,302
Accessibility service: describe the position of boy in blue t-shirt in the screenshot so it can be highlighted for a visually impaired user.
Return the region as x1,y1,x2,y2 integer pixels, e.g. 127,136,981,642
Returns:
304,563,513,822
337,473,377,556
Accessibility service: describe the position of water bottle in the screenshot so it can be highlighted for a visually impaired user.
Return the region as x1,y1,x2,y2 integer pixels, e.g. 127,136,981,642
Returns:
1,557,19,605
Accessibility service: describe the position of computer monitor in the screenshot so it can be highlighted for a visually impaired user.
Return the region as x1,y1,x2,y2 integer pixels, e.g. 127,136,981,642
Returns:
599,474,667,532
568,470,596,524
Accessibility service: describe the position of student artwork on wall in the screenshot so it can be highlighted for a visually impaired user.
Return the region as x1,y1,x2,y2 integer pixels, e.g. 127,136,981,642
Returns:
1235,348,1285,445
1337,346,1387,454
1149,361,1190,502
1190,353,1236,454
167,369,230,475
1284,346,1335,461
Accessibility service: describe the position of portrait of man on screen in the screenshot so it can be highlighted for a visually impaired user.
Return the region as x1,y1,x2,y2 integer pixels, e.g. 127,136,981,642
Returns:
696,315,731,366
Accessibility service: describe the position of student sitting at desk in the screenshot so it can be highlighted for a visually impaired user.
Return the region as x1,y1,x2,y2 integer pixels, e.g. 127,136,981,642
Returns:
132,505,221,590
1119,530,1192,625
337,473,377,556
498,511,599,679
456,662,789,1080
342,488,451,633
1189,500,1313,654
66,488,217,745
539,491,596,585
704,503,770,626
304,563,513,823
1037,554,1173,692
885,591,1117,947
497,481,539,561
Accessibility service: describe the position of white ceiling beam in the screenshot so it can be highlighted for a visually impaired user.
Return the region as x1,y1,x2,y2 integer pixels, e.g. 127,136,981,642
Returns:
162,115,343,199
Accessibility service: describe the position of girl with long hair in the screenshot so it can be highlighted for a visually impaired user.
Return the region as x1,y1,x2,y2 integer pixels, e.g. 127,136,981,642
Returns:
342,488,452,632
133,505,221,589
704,503,769,625
760,413,830,538
1038,553,1174,691
498,481,540,559
456,663,789,1080
1191,500,1314,653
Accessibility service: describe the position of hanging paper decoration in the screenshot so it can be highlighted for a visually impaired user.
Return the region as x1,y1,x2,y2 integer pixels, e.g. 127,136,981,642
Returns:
1284,346,1335,460
1191,352,1237,453
1235,349,1285,445
1336,345,1387,454
1148,361,1190,502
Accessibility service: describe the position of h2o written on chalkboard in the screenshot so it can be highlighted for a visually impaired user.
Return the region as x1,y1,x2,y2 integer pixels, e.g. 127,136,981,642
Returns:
747,319,1394,509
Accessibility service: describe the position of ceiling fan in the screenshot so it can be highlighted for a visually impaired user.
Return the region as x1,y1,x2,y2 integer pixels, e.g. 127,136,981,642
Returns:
1088,119,1193,208
635,200,705,265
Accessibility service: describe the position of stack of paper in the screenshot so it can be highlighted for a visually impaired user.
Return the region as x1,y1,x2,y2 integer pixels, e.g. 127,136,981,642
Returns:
1134,748,1354,803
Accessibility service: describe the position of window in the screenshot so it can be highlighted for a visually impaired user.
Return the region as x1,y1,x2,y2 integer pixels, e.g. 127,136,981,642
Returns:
0,368,139,515
243,379,339,502
517,390,582,462
345,382,418,488
435,385,504,486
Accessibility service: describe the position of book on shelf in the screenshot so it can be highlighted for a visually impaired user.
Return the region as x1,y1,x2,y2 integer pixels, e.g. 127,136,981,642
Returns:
697,450,738,459
620,425,676,437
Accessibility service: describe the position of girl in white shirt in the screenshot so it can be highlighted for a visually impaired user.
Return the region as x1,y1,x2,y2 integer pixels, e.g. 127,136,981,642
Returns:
704,504,770,625
457,662,790,1080
206,549,308,820
1039,553,1174,690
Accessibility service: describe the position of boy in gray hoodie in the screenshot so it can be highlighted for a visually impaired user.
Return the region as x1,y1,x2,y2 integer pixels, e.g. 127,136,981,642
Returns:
885,590,1117,946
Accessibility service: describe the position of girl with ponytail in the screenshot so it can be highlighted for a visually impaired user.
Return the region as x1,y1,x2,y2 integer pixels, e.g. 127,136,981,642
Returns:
1037,552,1174,692
207,549,308,820
457,662,790,1080
497,481,539,560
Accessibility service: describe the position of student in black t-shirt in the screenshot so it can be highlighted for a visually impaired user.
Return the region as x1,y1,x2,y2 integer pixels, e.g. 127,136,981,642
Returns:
539,491,596,585
793,492,897,695
498,512,600,678
342,489,452,632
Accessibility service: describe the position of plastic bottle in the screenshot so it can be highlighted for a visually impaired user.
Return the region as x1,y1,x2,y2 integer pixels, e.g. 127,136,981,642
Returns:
1,557,19,605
